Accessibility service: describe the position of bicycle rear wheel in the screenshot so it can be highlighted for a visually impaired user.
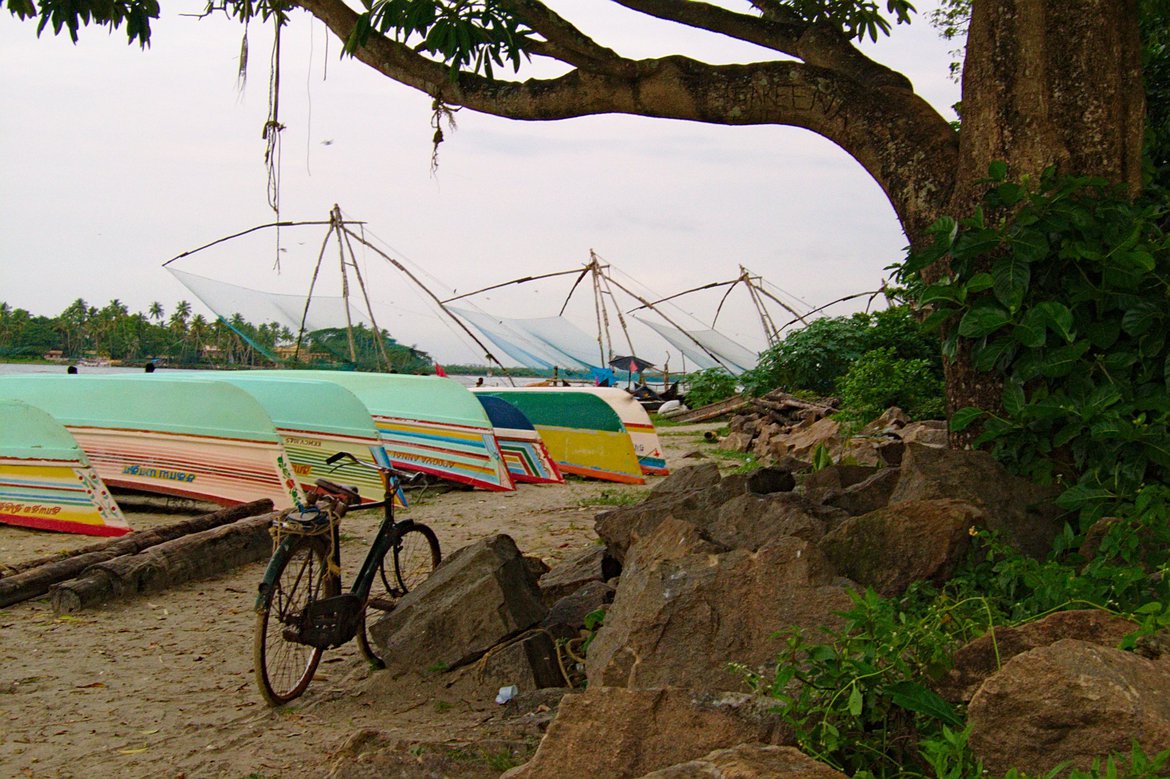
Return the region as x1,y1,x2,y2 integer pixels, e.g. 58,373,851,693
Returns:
356,523,441,667
254,536,338,705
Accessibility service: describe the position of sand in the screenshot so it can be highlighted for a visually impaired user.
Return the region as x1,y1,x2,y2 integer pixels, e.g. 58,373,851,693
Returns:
0,425,718,778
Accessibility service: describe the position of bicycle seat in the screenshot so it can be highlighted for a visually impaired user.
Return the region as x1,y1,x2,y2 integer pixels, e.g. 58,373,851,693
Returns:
315,478,362,505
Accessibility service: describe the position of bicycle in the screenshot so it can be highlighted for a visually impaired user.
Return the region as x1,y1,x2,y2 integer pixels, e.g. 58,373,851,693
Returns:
253,451,442,706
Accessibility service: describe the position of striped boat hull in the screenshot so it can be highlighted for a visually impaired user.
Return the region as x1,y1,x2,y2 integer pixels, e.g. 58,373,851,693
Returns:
374,416,513,491
0,458,129,537
69,427,302,509
494,427,563,484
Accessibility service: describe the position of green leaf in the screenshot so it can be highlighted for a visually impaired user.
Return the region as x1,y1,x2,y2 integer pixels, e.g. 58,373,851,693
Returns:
888,681,964,726
987,160,1008,181
847,683,863,717
964,272,995,294
992,256,1031,312
1122,302,1161,337
1034,302,1075,342
958,305,1011,338
1002,381,1026,417
1041,341,1091,378
949,406,984,432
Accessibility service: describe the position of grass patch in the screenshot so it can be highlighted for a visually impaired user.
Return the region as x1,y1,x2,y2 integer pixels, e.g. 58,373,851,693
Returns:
578,488,648,508
708,449,761,474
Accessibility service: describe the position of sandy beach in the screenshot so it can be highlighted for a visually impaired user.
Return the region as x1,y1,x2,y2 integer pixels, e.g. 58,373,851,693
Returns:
0,424,716,778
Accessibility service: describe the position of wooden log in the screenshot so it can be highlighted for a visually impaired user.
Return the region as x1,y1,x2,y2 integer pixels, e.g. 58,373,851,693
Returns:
669,395,750,424
50,513,277,613
0,500,272,608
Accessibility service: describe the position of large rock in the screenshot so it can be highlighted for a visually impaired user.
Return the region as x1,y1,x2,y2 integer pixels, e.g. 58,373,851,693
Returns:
889,443,1063,556
649,462,722,497
819,499,983,597
968,639,1170,776
500,687,792,779
370,534,548,674
636,744,848,779
798,464,883,505
767,417,841,460
541,579,616,641
828,468,901,516
936,610,1138,703
537,543,618,606
707,492,835,549
586,521,855,692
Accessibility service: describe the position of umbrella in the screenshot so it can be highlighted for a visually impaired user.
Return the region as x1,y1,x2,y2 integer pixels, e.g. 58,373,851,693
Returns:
609,355,655,374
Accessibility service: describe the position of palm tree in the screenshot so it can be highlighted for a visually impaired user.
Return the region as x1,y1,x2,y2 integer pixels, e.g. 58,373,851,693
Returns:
148,301,165,323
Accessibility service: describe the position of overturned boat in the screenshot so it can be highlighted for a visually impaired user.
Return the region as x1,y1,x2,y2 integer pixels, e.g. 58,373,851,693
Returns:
474,394,563,485
0,376,304,509
0,399,130,537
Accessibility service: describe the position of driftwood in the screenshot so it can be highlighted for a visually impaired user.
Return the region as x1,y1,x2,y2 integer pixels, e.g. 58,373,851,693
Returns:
50,513,277,614
670,395,751,424
0,500,272,609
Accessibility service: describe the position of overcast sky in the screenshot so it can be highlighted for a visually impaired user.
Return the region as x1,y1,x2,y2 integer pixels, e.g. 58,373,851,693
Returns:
0,1,960,365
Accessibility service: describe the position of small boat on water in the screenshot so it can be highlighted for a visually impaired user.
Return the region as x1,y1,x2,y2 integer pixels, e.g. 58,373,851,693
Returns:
474,395,563,485
261,371,515,492
0,376,304,509
474,388,644,484
524,387,669,476
0,399,130,537
154,373,397,505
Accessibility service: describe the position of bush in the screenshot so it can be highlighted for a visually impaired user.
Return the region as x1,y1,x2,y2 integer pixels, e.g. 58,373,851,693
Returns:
836,347,945,424
739,306,941,398
684,367,737,408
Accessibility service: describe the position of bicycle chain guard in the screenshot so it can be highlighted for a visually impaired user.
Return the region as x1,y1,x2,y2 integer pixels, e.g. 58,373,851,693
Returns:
292,593,363,649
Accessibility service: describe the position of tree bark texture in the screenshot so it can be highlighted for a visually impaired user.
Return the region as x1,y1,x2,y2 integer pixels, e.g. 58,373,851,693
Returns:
0,499,273,609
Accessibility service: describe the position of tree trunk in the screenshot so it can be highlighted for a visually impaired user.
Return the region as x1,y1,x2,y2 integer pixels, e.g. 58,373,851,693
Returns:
938,0,1145,438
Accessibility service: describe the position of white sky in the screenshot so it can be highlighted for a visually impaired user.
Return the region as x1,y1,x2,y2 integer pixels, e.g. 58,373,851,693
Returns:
0,1,960,365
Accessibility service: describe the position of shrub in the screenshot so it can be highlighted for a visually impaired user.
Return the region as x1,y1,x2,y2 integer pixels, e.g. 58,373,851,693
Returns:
684,367,738,407
836,347,945,424
740,306,941,398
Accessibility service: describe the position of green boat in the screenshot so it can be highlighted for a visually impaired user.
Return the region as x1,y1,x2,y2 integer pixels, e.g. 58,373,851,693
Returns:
0,375,303,509
0,399,129,536
260,370,514,491
474,388,644,484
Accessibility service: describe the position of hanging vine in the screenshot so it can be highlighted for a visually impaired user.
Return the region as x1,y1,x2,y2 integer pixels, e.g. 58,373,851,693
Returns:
430,97,459,174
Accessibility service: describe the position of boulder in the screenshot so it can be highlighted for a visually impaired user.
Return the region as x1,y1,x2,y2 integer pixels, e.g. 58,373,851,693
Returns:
707,492,835,549
636,744,848,779
475,631,566,693
500,687,792,779
819,499,983,597
859,407,910,435
769,417,841,461
898,420,949,447
889,443,1063,557
370,534,548,674
827,468,901,516
719,431,754,452
649,462,722,497
798,464,883,506
586,523,854,692
968,639,1170,776
744,466,797,495
537,544,618,606
935,609,1138,703
541,580,616,641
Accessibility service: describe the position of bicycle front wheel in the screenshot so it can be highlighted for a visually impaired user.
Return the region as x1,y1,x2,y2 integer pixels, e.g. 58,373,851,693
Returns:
253,536,337,705
357,524,441,667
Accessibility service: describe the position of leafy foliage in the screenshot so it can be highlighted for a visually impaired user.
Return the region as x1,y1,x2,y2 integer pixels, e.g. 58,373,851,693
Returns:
347,0,533,78
781,0,915,42
898,165,1170,523
684,367,738,408
836,347,945,424
740,307,941,399
3,0,159,46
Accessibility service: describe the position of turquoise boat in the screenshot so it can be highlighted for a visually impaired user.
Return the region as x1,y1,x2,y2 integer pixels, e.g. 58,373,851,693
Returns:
0,399,129,536
259,371,514,492
0,376,303,509
474,388,644,484
154,373,396,505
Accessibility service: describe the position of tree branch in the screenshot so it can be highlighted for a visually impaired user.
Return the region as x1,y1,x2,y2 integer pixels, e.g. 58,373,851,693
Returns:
297,0,955,239
499,0,637,77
